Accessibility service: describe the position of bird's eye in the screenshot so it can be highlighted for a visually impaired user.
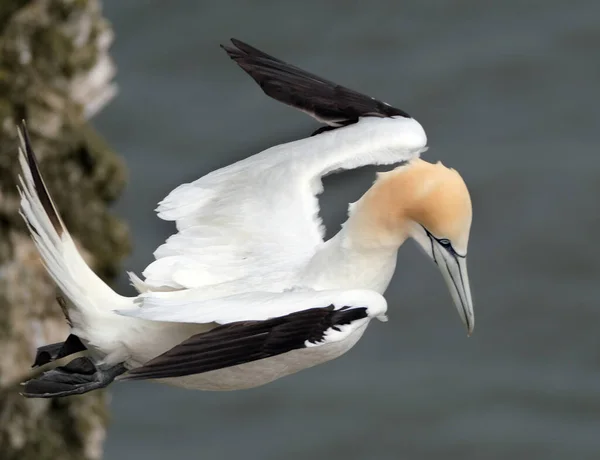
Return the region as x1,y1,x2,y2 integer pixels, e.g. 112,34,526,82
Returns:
438,238,451,247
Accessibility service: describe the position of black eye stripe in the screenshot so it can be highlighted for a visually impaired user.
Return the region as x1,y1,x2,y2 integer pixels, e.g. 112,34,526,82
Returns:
438,238,456,256
421,226,467,259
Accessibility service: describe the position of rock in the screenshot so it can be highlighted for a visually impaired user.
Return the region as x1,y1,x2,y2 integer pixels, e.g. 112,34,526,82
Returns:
0,1,129,459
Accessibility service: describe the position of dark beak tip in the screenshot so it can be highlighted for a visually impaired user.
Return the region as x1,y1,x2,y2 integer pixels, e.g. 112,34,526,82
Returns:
466,322,474,337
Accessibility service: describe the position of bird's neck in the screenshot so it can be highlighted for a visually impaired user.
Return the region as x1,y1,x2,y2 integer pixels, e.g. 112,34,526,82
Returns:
298,223,405,293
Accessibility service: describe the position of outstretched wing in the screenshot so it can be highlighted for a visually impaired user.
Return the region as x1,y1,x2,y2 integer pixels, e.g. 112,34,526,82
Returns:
118,288,387,380
135,42,428,292
222,38,410,132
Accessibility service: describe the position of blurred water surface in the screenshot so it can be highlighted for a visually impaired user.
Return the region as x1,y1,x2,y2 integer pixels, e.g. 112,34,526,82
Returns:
93,1,600,458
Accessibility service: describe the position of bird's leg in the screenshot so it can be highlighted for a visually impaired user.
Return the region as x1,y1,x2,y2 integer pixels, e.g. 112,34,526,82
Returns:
21,357,127,398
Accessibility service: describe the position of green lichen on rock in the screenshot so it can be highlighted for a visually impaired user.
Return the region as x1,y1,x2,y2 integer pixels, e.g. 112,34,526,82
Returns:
0,1,128,459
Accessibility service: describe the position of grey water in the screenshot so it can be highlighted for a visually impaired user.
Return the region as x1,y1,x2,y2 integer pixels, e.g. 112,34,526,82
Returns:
94,1,600,458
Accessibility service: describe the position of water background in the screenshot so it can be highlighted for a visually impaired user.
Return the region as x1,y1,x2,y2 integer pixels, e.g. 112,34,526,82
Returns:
93,1,600,458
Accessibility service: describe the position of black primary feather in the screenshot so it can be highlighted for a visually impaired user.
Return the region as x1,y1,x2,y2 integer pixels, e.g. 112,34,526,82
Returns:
221,38,410,133
18,120,64,236
122,305,368,381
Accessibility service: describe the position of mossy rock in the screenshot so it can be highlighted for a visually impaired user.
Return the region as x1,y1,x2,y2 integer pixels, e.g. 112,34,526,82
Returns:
0,1,128,459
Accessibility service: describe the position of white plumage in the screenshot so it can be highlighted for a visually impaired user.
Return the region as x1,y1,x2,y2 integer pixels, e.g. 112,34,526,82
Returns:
140,116,426,292
18,39,473,398
17,114,424,393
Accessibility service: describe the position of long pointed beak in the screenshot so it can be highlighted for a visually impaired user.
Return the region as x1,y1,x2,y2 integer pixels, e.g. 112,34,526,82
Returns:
432,242,474,335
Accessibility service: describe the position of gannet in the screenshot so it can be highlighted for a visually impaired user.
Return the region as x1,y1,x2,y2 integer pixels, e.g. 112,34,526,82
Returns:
19,39,473,398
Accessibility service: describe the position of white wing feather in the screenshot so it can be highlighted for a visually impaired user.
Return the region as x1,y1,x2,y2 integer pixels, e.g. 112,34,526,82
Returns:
117,288,388,325
137,116,427,291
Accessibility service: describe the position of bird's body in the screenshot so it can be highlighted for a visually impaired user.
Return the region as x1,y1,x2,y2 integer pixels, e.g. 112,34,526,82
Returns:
169,327,369,391
18,39,474,398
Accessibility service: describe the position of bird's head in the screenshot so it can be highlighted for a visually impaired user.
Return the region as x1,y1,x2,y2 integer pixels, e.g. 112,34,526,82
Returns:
349,159,474,334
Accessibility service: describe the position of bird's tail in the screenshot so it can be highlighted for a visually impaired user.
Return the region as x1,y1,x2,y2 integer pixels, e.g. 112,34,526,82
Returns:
16,121,134,356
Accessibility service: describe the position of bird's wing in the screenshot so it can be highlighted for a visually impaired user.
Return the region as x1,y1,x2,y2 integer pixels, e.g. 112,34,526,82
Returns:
222,38,410,132
135,42,427,292
117,289,387,380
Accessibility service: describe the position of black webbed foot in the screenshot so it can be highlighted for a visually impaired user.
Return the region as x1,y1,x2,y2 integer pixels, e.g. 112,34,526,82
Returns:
32,334,87,367
22,357,126,398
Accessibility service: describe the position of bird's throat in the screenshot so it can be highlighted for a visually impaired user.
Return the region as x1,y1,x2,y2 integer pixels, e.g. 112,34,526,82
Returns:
298,229,400,294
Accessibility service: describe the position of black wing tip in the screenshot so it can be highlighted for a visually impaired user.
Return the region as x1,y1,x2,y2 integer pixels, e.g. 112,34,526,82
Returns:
219,40,239,56
226,38,249,52
220,37,244,49
18,120,41,188
17,119,33,158
16,119,64,236
221,38,265,56
220,38,248,55
220,38,280,66
219,39,412,125
18,118,27,134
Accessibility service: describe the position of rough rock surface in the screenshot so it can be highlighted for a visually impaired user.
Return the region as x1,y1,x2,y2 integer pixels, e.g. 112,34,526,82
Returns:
0,1,129,459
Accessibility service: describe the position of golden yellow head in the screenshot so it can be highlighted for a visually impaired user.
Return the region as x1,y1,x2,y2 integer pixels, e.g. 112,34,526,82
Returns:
393,159,472,252
350,159,475,334
354,160,471,247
